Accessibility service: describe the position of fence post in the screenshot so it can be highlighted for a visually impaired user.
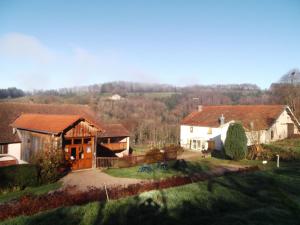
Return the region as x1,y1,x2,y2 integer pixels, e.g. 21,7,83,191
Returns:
104,183,110,201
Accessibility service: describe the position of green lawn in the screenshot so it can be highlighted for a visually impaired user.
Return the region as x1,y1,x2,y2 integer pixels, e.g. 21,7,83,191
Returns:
269,138,300,152
0,182,62,204
104,160,213,180
3,162,300,225
104,157,278,180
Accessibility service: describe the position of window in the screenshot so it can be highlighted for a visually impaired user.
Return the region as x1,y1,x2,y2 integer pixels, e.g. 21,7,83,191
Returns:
86,146,91,153
271,130,274,140
83,138,91,144
0,145,8,154
71,147,77,160
79,146,84,159
74,139,82,144
197,140,201,149
64,139,72,145
190,126,193,133
207,128,212,134
192,140,197,149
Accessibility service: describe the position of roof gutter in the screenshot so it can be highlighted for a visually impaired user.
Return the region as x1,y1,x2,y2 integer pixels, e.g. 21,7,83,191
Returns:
13,127,61,136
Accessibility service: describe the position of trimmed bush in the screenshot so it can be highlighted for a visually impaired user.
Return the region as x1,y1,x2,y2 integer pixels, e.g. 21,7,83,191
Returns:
0,164,39,191
224,123,248,160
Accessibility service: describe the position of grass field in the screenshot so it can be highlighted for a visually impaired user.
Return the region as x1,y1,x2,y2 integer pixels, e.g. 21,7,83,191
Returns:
2,162,300,225
104,160,213,179
268,138,300,152
0,182,61,204
104,157,277,180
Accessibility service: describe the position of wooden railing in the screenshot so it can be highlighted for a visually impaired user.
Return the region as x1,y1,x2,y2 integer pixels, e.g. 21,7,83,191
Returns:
96,150,178,168
101,142,127,151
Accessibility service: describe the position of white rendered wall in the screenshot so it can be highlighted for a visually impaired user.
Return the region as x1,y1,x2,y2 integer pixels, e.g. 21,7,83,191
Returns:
268,109,299,142
180,122,232,151
115,137,130,157
8,143,21,161
0,143,22,163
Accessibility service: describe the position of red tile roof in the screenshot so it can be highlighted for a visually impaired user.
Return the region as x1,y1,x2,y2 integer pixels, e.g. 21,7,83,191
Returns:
99,124,130,138
0,102,103,143
11,114,84,134
181,105,286,130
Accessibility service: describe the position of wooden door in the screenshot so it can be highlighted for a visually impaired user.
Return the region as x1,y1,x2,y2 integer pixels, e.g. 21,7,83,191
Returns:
207,141,215,151
287,123,294,138
66,144,93,170
77,144,92,169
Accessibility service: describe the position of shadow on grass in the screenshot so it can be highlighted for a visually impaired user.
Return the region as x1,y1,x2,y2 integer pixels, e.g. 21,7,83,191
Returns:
3,164,300,225
211,149,230,160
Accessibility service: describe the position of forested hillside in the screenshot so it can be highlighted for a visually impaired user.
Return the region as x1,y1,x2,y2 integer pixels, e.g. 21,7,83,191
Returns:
2,69,300,146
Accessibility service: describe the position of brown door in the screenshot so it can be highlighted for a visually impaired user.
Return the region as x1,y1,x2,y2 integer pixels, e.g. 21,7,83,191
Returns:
287,123,294,138
77,144,93,169
207,141,215,151
67,144,93,170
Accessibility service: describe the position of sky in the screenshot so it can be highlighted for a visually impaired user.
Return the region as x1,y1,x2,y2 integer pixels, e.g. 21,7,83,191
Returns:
0,0,299,90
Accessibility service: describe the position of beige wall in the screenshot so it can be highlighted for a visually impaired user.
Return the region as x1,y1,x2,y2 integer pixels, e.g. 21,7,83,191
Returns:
246,109,300,145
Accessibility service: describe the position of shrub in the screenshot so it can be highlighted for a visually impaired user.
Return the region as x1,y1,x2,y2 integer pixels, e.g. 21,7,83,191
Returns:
30,148,65,184
0,164,39,191
224,123,248,160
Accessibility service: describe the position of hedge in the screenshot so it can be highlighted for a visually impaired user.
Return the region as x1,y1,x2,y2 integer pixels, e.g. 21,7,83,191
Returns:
0,164,39,190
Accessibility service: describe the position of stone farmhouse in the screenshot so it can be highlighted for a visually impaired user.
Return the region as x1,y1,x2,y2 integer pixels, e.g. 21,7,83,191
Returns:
180,105,300,151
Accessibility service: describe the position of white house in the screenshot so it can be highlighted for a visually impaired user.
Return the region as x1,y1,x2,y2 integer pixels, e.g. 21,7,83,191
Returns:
109,94,122,101
180,105,300,151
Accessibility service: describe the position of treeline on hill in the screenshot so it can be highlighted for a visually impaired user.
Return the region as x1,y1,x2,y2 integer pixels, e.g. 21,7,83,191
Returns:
0,87,25,99
2,68,300,145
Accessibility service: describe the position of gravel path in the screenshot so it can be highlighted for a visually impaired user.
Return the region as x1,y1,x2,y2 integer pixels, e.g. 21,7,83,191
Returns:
60,169,142,191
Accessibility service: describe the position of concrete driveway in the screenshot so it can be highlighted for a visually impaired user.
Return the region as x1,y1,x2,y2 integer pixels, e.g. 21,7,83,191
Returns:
60,169,142,191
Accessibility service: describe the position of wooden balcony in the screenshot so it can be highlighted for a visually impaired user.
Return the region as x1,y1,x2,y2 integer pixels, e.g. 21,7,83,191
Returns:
101,142,127,151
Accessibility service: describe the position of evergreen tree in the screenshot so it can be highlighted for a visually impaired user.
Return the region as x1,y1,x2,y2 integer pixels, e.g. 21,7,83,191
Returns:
224,123,248,160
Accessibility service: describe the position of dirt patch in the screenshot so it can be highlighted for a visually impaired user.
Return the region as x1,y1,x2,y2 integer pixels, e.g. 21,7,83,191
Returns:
60,169,142,191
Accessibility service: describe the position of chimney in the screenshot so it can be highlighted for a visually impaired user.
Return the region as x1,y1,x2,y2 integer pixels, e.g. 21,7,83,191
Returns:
198,105,203,112
219,114,225,125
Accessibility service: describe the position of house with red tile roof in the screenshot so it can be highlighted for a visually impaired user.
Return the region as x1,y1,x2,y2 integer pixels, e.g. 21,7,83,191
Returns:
180,105,300,151
0,103,130,169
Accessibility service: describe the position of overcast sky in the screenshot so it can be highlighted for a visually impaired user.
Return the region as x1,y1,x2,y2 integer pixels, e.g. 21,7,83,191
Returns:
0,0,299,90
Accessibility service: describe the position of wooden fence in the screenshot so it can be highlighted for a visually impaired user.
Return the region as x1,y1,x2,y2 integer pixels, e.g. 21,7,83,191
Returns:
96,150,178,168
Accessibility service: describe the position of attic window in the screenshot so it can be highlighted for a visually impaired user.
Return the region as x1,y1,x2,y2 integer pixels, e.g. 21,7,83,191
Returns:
207,128,212,134
190,126,193,133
